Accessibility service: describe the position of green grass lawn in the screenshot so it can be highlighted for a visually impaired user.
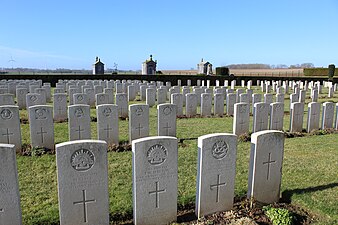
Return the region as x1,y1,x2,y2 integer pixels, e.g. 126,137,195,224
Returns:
14,86,338,224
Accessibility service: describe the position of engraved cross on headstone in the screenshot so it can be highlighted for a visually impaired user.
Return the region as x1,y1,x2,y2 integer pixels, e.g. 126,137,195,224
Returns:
273,119,281,128
2,128,13,144
75,125,84,139
136,123,143,136
262,152,276,180
257,119,265,129
238,119,246,130
294,110,303,122
57,106,64,115
311,111,318,122
73,190,96,223
210,174,226,203
37,127,47,143
149,181,166,208
163,122,171,135
104,124,112,139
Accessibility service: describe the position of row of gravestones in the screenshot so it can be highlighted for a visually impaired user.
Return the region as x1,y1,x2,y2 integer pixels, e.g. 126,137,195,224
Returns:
1,78,336,95
0,103,177,152
0,79,336,123
0,130,284,225
1,100,338,153
1,78,336,110
0,86,332,120
234,101,338,135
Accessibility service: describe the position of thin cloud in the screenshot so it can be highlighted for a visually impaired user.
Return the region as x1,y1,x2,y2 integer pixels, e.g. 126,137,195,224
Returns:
0,45,86,62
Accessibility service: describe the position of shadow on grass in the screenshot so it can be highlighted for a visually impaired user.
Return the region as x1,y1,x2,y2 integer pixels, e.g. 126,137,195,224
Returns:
281,182,338,203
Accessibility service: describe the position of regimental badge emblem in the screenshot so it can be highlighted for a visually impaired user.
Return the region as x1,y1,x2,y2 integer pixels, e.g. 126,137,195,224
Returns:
103,107,112,117
0,109,13,120
163,106,172,116
99,95,105,101
35,108,47,120
118,95,125,101
56,95,63,102
71,148,95,171
239,105,247,113
212,140,228,159
75,108,84,117
77,95,83,101
135,107,143,116
30,95,38,102
147,144,167,165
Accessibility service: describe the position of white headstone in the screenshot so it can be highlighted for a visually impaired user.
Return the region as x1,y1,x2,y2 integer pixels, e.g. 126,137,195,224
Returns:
35,88,47,103
226,93,236,116
182,87,190,106
73,93,89,105
28,105,54,150
239,93,249,104
139,85,147,101
0,106,22,152
201,93,212,117
56,140,109,225
235,89,244,103
16,88,28,109
321,102,335,129
115,93,128,118
157,103,176,136
264,93,273,105
84,88,95,107
311,89,318,102
68,88,81,105
157,88,167,105
230,80,236,89
26,93,45,109
306,102,321,132
328,86,334,98
0,143,22,225
68,104,91,141
270,103,284,131
214,93,224,117
132,136,178,225
252,103,269,132
195,133,237,218
146,88,156,107
289,102,304,132
233,103,250,135
129,104,149,143
186,93,197,117
0,94,15,106
170,93,183,117
289,93,299,111
53,93,68,122
275,93,284,104
105,88,115,103
193,87,203,106
252,93,262,112
97,104,119,145
95,93,109,106
94,85,104,95
247,130,284,204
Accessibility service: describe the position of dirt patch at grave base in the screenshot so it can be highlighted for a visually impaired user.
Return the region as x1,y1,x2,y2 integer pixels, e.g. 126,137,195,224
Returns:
112,198,316,225
176,199,315,225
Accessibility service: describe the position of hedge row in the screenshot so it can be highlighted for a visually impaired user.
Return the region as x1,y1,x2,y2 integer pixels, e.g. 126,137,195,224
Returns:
303,68,338,76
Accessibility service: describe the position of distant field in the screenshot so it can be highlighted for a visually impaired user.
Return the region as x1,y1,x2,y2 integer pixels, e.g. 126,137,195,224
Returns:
161,69,304,77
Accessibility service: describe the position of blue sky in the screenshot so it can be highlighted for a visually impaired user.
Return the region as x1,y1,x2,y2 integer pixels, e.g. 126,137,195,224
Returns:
0,0,337,70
